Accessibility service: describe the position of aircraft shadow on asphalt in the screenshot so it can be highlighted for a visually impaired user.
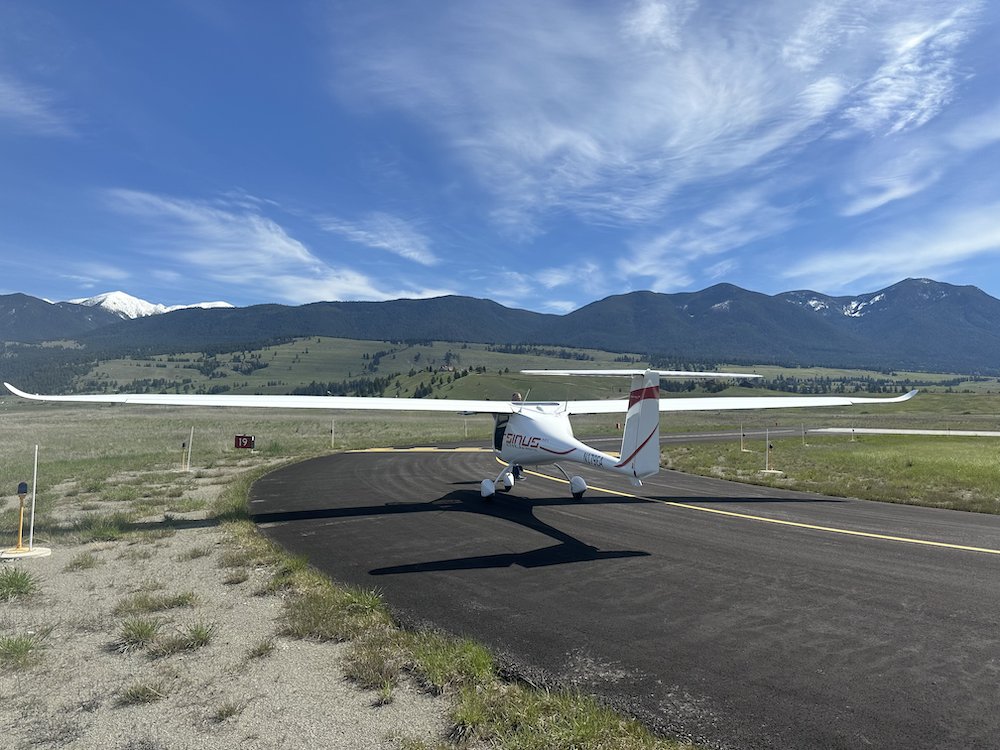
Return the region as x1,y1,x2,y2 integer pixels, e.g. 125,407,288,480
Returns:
252,490,650,575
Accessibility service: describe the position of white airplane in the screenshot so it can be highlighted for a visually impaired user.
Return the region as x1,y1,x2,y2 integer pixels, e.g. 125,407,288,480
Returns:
4,371,916,500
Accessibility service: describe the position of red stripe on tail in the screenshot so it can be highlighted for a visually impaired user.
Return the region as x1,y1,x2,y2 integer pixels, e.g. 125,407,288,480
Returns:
628,385,659,408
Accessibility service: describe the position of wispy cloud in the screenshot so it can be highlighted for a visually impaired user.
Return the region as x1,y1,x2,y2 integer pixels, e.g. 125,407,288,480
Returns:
327,1,982,243
102,189,450,304
839,95,1000,217
60,262,132,289
0,72,74,136
327,2,848,236
319,212,438,265
536,261,609,295
540,299,578,314
842,5,980,136
839,145,945,216
782,201,1000,291
945,98,1000,151
616,185,798,290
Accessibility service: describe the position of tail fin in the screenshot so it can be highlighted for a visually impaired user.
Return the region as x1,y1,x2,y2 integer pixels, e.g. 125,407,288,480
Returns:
615,370,660,483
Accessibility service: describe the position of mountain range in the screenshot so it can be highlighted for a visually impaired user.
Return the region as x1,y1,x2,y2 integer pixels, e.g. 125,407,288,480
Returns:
1,279,998,379
68,291,233,320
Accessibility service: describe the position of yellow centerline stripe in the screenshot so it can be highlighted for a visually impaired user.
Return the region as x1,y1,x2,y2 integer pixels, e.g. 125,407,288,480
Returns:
352,447,491,453
349,448,1000,556
513,463,1000,557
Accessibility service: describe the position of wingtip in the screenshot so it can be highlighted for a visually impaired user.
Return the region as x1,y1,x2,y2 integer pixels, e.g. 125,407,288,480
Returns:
4,382,37,399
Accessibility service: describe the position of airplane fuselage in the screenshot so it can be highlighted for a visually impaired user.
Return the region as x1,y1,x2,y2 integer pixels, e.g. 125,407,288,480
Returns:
492,409,618,472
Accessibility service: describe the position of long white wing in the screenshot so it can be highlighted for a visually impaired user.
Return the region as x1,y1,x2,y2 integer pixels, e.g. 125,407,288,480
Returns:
3,382,516,414
4,381,916,415
565,390,919,415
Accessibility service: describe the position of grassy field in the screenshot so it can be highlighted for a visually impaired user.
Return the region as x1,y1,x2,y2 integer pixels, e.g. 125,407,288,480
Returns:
666,433,1000,514
76,337,645,397
72,335,1000,400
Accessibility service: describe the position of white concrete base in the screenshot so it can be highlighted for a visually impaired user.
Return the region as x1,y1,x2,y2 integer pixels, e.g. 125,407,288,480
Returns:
758,469,785,476
1,547,52,560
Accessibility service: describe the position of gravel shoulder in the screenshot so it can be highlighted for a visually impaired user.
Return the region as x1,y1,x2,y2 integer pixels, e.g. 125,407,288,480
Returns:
1,461,452,750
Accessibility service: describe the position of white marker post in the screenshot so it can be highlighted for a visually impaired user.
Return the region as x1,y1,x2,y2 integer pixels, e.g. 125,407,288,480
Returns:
186,426,194,471
28,445,38,549
760,428,783,476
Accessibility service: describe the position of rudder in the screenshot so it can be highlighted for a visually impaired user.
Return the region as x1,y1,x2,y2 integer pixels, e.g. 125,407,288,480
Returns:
616,369,660,482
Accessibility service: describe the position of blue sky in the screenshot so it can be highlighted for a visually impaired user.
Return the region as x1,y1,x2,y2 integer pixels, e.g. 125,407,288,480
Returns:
3,1,1000,313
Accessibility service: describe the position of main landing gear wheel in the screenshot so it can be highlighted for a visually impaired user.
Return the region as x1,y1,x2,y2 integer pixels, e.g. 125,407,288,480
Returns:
480,479,495,499
570,475,587,500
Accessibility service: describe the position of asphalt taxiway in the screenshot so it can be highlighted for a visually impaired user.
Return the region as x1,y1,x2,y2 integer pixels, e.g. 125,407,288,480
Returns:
250,447,1000,750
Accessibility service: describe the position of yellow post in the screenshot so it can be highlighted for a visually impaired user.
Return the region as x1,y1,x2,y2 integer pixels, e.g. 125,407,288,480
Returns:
14,494,26,551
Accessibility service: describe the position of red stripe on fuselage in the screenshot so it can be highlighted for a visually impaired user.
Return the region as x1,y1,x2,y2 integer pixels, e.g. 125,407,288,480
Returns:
628,385,659,408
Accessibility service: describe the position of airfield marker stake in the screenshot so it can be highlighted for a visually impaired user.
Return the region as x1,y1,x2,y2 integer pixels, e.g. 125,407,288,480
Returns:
28,445,38,549
331,418,335,449
187,426,194,470
765,428,770,471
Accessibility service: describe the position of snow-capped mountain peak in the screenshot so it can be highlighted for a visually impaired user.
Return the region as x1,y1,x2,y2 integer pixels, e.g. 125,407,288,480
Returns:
68,291,234,319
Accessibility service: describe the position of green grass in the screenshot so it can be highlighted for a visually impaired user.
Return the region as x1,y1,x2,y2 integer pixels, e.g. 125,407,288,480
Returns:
257,554,311,595
174,545,212,561
0,567,40,601
114,617,163,653
246,637,275,659
117,680,167,706
666,434,1000,514
151,621,217,656
408,632,495,695
452,681,693,749
342,628,494,696
280,584,392,641
0,628,51,670
113,591,197,616
342,626,410,690
78,337,644,399
70,511,135,543
63,551,102,572
104,485,140,503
